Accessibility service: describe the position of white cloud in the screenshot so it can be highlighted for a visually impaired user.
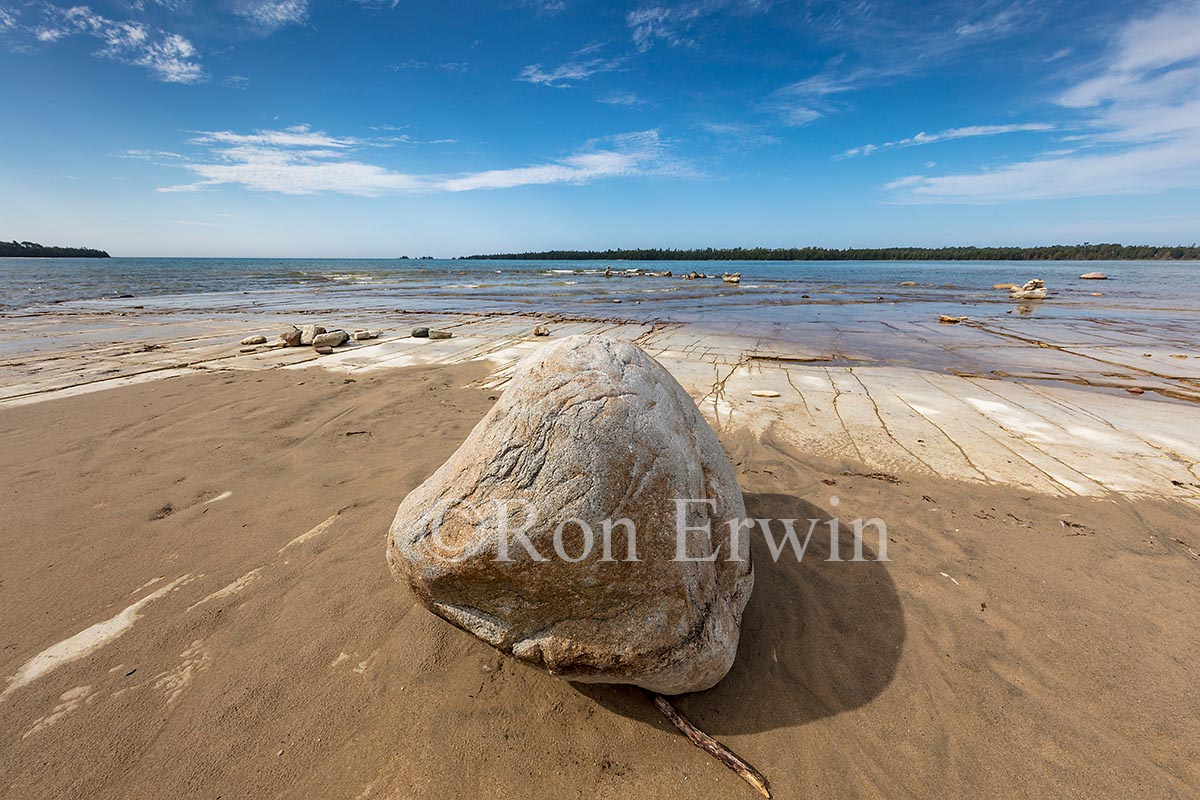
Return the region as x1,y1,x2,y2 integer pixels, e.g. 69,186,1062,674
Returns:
598,91,649,107
26,5,203,83
152,127,682,195
763,2,1045,127
698,121,780,147
626,0,772,52
627,5,699,51
513,0,567,15
518,49,624,87
767,72,860,126
884,1,1200,202
955,7,1021,38
884,139,1200,201
840,123,1054,158
392,59,469,72
0,7,18,31
189,124,359,149
234,0,308,32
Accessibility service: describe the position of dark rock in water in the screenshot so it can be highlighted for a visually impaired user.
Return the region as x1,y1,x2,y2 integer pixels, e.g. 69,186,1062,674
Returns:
428,330,453,340
312,330,349,348
412,327,430,338
387,335,753,694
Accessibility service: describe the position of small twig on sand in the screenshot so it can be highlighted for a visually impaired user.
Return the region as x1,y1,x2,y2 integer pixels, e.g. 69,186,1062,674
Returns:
652,694,771,798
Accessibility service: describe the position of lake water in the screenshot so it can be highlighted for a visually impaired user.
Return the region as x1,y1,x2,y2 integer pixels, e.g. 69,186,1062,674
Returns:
3,257,1196,314
4,258,1198,365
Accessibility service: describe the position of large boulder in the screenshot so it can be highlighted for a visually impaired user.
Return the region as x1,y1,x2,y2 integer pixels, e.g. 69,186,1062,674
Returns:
387,335,753,694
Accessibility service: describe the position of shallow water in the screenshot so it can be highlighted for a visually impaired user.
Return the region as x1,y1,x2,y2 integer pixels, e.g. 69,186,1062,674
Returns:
4,258,1198,368
2,257,1196,312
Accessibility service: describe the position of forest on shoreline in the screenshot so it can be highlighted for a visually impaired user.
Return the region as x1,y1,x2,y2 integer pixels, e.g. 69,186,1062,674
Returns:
1,241,110,258
465,244,1200,261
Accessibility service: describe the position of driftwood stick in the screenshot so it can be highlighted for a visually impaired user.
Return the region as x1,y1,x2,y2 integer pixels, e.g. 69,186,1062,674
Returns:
652,694,771,798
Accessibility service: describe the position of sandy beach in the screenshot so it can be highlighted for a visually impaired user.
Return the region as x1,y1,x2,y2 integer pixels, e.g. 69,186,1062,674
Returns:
8,0,1200,791
1,293,1198,799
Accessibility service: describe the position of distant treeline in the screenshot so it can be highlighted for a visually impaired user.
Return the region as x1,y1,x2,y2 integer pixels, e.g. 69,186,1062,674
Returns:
464,244,1200,261
1,240,110,258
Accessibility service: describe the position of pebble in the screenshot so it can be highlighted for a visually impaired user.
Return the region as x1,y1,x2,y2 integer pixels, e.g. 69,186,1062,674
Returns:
1125,387,1145,395
533,325,550,336
240,335,267,345
428,330,453,340
239,347,257,353
279,327,303,347
411,327,430,338
938,315,967,324
352,330,380,341
750,389,781,398
314,346,334,355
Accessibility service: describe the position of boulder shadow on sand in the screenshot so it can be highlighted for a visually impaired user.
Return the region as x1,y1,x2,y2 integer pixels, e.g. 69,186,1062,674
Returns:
575,492,905,735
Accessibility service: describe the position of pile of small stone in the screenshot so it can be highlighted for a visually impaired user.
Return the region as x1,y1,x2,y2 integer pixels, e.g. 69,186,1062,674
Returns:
1008,279,1048,300
239,324,381,356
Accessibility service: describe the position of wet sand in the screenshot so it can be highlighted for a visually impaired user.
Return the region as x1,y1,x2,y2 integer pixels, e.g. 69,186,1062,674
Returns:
0,365,1197,799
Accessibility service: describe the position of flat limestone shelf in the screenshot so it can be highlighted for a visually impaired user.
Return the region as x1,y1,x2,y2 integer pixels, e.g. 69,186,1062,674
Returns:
2,308,1197,503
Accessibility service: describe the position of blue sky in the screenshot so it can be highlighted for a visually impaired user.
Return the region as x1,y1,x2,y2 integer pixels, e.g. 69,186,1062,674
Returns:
1,0,1198,256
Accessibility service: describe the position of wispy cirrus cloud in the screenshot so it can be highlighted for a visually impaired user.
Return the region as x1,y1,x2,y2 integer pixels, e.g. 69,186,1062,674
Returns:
626,0,772,52
698,121,780,148
189,125,361,149
884,1,1200,202
12,4,204,83
392,59,469,73
145,126,683,195
626,5,702,51
840,123,1054,159
233,0,308,33
598,90,650,108
767,71,862,127
766,1,1041,126
518,44,624,87
954,6,1023,37
512,0,568,15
